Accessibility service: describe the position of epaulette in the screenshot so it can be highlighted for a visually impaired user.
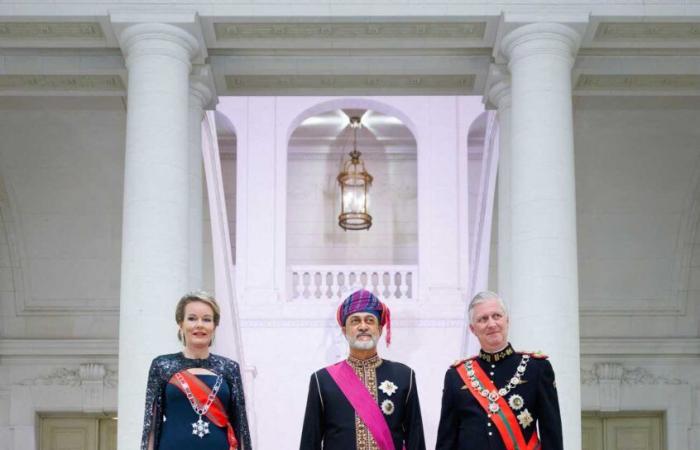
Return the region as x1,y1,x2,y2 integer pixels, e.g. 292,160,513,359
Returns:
521,350,548,359
451,355,477,368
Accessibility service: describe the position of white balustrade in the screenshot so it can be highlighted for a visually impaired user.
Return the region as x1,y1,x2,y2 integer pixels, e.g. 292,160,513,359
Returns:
289,265,417,301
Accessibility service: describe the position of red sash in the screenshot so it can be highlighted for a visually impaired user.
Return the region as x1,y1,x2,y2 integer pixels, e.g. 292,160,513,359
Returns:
456,362,540,450
169,370,238,449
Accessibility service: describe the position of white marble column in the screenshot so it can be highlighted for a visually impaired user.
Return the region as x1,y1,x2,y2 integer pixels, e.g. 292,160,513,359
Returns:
188,68,215,289
501,22,582,449
115,22,199,450
487,70,512,301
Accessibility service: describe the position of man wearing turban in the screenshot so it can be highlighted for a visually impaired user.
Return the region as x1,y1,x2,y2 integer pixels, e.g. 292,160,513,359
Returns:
300,289,426,450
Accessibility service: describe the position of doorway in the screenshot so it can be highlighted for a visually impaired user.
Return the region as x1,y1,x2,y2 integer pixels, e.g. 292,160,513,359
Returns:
39,415,117,450
582,412,664,450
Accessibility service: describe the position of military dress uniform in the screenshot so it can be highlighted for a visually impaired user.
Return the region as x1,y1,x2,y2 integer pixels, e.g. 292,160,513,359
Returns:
435,343,562,450
300,354,426,450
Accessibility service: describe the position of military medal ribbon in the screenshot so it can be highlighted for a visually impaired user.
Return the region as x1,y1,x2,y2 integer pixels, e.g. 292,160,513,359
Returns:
456,360,540,450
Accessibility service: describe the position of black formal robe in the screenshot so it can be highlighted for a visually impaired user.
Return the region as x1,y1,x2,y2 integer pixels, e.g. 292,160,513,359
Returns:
300,355,426,450
436,343,563,450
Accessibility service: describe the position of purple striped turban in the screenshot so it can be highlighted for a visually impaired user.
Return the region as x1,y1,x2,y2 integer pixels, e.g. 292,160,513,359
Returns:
336,289,392,346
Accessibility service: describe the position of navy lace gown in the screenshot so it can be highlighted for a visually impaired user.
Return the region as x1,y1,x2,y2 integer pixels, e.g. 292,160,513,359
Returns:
158,373,231,450
141,353,252,450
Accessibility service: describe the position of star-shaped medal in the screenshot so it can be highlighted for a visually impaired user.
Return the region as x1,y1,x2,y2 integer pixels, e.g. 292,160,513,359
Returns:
517,409,533,428
379,380,398,396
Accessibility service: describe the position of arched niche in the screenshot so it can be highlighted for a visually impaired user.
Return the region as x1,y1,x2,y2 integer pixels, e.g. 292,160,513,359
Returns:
286,106,418,268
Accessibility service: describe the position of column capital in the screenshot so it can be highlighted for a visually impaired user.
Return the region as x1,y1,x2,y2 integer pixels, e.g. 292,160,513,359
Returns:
500,22,582,68
114,22,201,68
484,64,511,111
190,64,218,111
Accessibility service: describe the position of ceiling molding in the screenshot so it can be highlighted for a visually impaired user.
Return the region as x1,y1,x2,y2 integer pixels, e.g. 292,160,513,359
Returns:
594,22,700,43
0,74,125,95
0,22,104,41
209,47,491,57
213,21,487,42
581,337,700,358
224,74,475,95
0,339,118,358
574,74,700,95
579,47,700,57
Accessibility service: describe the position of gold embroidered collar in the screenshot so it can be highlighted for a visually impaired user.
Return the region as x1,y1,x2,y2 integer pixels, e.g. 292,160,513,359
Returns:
347,354,383,370
479,343,515,363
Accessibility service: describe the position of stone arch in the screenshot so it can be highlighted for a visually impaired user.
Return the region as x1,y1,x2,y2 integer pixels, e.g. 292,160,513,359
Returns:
286,98,419,145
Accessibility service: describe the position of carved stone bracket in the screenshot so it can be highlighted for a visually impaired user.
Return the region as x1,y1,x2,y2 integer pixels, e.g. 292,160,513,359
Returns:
80,363,106,413
595,362,623,411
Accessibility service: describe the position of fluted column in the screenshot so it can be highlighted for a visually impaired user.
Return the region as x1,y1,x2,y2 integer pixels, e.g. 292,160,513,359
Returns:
188,68,215,289
501,22,582,449
487,70,512,302
116,22,199,450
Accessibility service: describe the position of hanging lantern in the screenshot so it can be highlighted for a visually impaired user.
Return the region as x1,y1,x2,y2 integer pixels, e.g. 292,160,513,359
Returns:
337,116,373,231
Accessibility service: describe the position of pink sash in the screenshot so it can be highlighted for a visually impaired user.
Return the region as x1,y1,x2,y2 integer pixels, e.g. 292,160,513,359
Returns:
326,361,396,450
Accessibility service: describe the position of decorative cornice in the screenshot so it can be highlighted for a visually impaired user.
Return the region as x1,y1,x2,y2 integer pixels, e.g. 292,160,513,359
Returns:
575,74,700,92
224,74,475,94
578,47,700,57
594,22,700,42
0,75,124,93
581,337,700,358
19,367,81,386
17,363,117,388
0,22,104,40
214,22,486,41
581,363,686,386
0,339,118,357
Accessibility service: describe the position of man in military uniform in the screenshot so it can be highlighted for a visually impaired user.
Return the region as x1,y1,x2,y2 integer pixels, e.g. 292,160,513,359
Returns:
436,291,563,450
300,289,426,450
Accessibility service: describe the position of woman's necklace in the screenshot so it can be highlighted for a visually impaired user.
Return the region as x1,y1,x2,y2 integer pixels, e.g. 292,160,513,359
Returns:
175,372,224,438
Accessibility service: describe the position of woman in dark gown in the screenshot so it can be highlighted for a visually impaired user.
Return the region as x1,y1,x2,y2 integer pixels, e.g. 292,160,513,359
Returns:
140,292,252,450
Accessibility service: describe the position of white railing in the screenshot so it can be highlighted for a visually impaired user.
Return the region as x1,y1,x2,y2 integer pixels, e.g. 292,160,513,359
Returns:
289,265,418,301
